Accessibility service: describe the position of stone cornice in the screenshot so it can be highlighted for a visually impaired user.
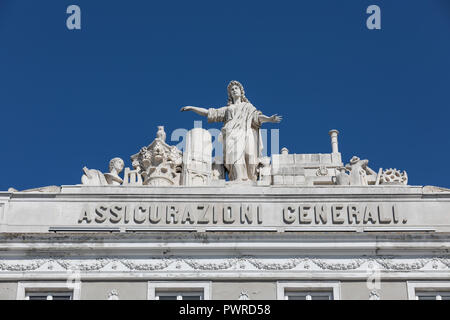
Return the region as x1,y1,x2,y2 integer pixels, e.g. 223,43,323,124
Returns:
0,232,449,257
2,231,450,242
2,185,449,201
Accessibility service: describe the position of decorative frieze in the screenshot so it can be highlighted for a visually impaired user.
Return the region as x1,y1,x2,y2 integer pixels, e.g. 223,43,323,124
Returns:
1,256,448,273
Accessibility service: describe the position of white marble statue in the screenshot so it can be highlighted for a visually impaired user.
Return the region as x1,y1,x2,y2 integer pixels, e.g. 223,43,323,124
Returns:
81,157,125,186
156,125,166,142
104,157,124,185
81,167,108,186
181,80,282,182
333,167,350,186
345,156,379,186
346,156,369,186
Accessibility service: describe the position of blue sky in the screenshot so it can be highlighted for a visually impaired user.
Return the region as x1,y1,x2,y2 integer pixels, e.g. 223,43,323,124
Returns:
0,0,449,190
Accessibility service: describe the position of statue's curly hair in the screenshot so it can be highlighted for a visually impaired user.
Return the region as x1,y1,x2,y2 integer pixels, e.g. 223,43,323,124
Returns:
109,157,124,173
227,80,250,106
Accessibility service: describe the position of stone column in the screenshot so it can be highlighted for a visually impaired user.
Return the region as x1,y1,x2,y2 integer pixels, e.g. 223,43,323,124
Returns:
328,129,339,153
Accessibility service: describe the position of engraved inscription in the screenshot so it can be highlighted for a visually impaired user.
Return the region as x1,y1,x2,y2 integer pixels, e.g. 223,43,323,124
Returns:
79,202,405,226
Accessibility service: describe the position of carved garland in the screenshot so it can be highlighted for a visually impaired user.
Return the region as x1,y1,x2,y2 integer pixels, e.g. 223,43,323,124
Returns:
121,259,172,271
0,256,449,272
182,258,237,271
56,259,112,271
247,257,302,270
311,259,366,271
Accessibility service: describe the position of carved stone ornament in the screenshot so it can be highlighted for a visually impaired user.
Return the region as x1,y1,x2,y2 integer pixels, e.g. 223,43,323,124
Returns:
107,289,119,300
238,291,250,300
130,126,183,186
316,166,329,176
379,168,408,185
0,256,448,272
369,290,380,300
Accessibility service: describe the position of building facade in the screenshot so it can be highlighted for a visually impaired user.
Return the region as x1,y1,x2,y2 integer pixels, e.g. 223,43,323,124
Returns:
1,183,450,300
1,81,449,300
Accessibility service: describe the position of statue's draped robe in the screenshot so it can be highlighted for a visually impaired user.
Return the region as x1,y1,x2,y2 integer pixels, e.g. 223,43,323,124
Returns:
208,102,263,181
349,160,369,186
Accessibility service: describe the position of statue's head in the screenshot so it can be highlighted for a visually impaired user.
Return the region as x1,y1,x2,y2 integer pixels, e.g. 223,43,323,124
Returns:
109,157,124,174
227,80,250,105
350,156,361,165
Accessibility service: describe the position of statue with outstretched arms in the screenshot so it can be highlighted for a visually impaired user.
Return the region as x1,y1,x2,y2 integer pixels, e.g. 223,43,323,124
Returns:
181,80,281,182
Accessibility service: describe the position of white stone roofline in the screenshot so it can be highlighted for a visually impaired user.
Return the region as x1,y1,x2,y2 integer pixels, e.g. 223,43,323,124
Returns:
2,185,450,196
0,184,429,194
2,186,450,202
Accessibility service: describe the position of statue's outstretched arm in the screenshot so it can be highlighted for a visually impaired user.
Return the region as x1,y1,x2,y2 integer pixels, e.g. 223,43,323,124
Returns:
180,106,208,117
259,113,282,124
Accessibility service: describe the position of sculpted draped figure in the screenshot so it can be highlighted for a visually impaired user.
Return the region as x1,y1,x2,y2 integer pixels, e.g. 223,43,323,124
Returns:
181,80,282,182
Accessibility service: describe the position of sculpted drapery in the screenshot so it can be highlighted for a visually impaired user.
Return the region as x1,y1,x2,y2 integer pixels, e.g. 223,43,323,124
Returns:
180,80,282,182
207,102,264,181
